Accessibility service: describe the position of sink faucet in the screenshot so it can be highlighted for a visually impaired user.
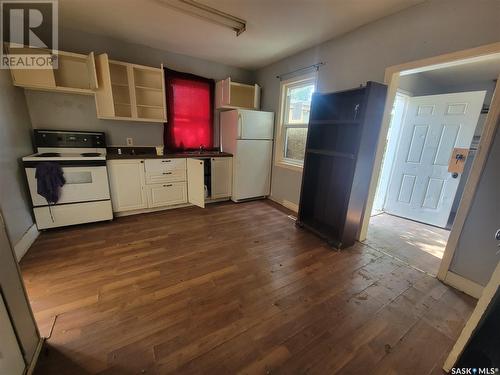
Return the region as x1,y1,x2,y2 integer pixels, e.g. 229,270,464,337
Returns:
199,144,205,153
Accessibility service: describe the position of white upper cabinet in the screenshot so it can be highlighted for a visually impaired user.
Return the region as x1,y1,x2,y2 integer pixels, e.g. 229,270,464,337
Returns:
6,45,98,95
216,77,260,110
94,53,167,123
211,157,232,199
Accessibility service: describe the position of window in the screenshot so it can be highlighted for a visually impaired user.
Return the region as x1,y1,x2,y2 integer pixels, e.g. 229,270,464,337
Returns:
164,68,215,151
276,72,316,169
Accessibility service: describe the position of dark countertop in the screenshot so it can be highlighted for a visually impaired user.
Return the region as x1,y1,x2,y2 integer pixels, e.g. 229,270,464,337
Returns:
106,147,232,160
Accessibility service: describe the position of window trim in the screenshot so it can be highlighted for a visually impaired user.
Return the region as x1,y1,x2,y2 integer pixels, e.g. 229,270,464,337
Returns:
274,71,317,172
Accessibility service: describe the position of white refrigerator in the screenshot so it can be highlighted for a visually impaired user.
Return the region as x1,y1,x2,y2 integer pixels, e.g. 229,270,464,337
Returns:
220,109,274,202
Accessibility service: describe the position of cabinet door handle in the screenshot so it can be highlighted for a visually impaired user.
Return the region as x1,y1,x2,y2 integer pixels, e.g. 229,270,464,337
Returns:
163,184,172,187
163,172,172,175
140,161,144,163
162,160,171,163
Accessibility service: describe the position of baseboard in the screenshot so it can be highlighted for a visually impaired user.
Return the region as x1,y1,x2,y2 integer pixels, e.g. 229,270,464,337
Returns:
268,196,299,213
444,271,484,299
14,224,39,261
114,198,231,217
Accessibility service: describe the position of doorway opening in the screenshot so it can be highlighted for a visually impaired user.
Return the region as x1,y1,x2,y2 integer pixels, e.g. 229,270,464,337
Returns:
365,53,500,276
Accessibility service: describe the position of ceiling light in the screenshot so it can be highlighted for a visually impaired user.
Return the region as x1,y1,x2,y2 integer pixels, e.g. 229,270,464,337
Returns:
156,0,246,36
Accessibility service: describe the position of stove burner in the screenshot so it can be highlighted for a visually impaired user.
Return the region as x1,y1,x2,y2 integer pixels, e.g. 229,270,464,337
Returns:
81,152,101,157
37,152,60,157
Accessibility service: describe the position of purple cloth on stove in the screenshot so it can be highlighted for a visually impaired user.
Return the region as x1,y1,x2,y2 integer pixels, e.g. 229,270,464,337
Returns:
35,162,65,204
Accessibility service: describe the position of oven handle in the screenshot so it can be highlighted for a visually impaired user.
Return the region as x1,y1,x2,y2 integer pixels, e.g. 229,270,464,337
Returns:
23,160,107,167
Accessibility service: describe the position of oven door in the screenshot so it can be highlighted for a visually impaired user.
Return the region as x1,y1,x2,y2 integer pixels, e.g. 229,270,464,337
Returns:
25,163,111,206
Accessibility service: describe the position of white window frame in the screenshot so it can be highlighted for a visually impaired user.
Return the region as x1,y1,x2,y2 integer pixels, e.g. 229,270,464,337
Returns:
275,71,317,171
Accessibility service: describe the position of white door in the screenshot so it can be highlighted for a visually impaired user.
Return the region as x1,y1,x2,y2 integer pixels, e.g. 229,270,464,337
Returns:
384,91,485,227
107,160,147,212
0,294,25,375
372,93,409,213
233,140,272,201
187,158,205,208
211,157,232,199
238,110,274,140
215,78,231,109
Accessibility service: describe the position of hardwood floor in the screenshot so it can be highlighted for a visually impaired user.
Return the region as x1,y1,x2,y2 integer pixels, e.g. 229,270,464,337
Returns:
365,213,450,275
20,200,475,374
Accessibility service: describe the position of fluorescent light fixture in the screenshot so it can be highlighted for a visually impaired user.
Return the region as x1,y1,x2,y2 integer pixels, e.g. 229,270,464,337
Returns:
156,0,246,36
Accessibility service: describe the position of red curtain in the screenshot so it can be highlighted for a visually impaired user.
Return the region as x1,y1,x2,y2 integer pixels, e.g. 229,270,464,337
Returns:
164,68,214,151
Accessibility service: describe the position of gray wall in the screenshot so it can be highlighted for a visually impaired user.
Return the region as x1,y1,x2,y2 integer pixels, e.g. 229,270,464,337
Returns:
25,28,255,146
255,0,500,207
0,70,35,245
398,74,442,96
450,124,500,286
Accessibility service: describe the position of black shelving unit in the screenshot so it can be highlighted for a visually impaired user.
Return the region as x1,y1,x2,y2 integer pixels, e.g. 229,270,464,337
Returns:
297,81,387,249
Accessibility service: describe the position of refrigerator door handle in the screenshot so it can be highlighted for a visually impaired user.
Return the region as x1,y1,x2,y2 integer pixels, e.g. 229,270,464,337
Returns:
237,113,243,139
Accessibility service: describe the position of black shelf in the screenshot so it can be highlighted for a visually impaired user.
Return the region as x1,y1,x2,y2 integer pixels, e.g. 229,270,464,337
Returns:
307,148,356,160
309,119,361,126
297,81,387,250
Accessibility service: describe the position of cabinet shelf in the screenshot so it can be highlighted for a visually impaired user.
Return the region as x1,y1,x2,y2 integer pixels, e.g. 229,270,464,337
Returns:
307,149,356,160
309,119,360,126
135,85,162,92
136,104,163,108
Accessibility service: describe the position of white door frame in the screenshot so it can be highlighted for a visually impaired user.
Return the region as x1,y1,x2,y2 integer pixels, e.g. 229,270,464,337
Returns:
358,42,500,295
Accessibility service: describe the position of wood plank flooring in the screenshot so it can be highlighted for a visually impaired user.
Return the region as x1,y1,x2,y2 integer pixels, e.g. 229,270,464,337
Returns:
365,213,450,275
20,200,475,374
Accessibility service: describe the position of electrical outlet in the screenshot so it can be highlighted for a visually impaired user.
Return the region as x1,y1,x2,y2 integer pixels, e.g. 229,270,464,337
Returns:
126,137,133,146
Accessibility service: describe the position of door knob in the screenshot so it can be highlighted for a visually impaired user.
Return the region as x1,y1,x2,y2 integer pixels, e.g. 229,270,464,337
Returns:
451,172,459,178
495,229,500,241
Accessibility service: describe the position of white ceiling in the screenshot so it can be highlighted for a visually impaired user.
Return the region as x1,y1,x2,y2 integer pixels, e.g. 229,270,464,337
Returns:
59,0,424,70
417,54,500,87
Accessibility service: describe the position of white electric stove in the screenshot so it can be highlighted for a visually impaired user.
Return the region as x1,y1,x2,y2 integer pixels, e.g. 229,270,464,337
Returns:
22,130,113,230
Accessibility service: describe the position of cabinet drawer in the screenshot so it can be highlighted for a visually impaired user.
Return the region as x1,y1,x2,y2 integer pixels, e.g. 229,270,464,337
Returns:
147,182,187,208
146,169,186,184
145,158,186,173
145,159,186,184
34,200,113,229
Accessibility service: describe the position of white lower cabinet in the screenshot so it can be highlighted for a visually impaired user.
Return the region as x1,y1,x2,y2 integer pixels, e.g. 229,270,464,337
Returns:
211,157,232,199
107,160,147,212
107,156,232,214
186,157,233,207
147,182,187,207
